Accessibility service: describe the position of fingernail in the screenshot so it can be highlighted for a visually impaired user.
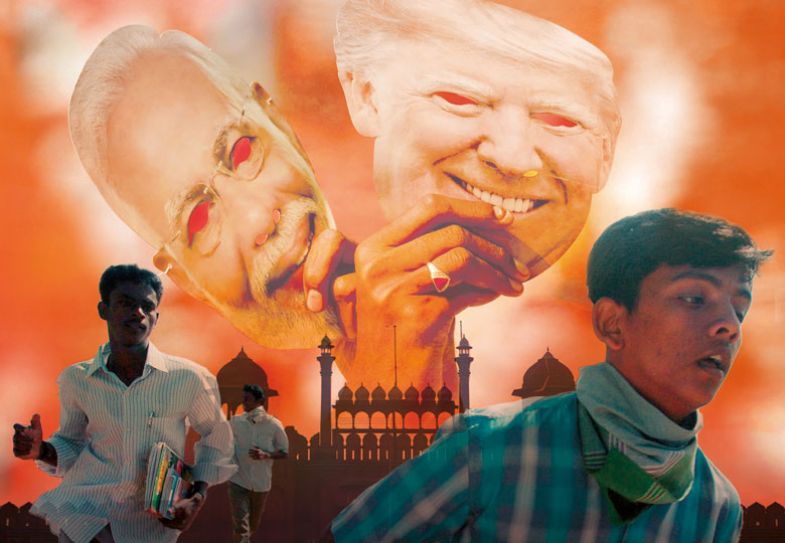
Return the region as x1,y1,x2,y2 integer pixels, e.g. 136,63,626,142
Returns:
306,289,323,312
273,209,282,224
493,206,513,225
514,259,531,280
508,278,524,293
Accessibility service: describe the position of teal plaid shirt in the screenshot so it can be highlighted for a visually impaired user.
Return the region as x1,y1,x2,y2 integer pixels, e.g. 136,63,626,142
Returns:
331,394,742,542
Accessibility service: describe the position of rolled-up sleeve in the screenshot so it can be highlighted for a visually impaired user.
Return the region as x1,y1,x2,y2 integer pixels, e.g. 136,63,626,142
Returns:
37,369,89,477
187,370,237,484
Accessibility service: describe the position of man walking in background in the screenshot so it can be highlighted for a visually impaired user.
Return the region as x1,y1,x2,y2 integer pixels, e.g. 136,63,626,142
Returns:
228,384,289,542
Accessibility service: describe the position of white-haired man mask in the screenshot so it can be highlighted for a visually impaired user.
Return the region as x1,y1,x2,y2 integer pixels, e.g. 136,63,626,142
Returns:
71,25,339,348
335,0,621,277
324,0,621,388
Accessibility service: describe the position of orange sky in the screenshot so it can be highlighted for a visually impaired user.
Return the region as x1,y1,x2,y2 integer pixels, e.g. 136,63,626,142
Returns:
1,0,784,509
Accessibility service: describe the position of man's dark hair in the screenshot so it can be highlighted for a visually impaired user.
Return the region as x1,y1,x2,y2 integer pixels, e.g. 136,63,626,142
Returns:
99,264,164,303
588,208,771,310
243,384,266,403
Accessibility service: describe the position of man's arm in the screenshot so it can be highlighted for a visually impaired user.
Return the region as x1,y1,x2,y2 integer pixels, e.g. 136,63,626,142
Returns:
272,420,289,459
161,369,236,531
12,370,89,476
327,413,473,543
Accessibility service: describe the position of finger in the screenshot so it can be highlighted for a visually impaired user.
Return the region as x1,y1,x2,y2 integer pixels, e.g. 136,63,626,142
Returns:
13,444,33,457
13,423,26,433
411,248,525,297
383,224,530,283
303,229,356,313
333,274,357,340
373,194,515,248
13,434,32,446
30,414,42,432
159,518,177,528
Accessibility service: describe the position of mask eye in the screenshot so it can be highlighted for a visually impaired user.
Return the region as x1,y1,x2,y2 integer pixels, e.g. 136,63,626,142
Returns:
532,112,578,128
230,136,253,170
187,201,211,247
434,91,478,106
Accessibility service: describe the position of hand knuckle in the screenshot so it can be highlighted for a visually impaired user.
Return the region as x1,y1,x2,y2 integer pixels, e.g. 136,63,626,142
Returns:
443,224,467,246
445,248,471,270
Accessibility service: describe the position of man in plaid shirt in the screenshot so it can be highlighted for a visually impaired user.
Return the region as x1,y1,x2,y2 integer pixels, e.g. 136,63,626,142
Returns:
325,209,769,542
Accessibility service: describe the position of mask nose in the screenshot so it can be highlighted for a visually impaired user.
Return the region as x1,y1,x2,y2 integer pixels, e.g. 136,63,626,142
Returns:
254,209,281,246
220,185,280,250
477,109,543,177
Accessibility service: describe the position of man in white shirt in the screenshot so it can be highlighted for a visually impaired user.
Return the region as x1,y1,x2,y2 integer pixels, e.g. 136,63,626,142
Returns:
12,264,236,542
228,384,289,543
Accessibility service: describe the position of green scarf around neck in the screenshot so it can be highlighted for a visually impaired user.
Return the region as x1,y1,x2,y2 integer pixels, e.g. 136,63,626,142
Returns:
576,363,702,523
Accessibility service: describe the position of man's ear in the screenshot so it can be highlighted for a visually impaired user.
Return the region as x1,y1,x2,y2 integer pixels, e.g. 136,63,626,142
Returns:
250,82,310,162
97,300,108,321
337,70,381,137
152,249,211,306
592,297,626,351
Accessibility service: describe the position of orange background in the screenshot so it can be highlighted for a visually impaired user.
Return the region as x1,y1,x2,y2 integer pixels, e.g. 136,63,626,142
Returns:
1,0,783,508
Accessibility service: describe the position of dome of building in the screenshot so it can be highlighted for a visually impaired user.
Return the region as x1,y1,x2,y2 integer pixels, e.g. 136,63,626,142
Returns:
337,383,353,401
216,347,278,415
437,385,453,402
458,335,471,349
512,349,575,400
371,383,386,401
388,385,403,401
319,335,334,351
355,383,370,402
404,384,419,401
421,384,436,402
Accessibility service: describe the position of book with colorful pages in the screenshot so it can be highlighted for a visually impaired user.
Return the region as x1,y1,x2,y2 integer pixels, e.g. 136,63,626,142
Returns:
143,442,193,519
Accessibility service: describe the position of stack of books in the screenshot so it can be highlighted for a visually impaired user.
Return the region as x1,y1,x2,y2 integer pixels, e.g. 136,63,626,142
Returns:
144,442,192,519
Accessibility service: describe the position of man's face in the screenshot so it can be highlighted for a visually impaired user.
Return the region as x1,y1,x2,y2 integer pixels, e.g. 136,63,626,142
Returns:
359,41,610,276
104,53,335,347
241,391,262,413
614,264,752,422
99,281,159,348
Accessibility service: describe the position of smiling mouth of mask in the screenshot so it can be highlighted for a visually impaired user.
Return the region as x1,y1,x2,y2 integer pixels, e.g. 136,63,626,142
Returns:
446,173,550,214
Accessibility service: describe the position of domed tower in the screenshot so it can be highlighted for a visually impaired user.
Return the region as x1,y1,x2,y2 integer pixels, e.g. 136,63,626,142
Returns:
371,383,387,406
512,349,575,400
421,384,436,411
354,383,370,411
335,383,354,416
216,347,279,417
404,383,419,411
454,330,474,412
437,385,456,415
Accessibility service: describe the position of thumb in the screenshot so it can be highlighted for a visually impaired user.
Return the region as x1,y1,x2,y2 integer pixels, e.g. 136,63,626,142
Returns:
30,414,42,432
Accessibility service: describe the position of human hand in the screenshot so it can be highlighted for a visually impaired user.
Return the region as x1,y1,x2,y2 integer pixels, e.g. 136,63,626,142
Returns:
12,414,43,460
350,194,528,387
303,228,358,339
159,491,205,531
249,447,271,460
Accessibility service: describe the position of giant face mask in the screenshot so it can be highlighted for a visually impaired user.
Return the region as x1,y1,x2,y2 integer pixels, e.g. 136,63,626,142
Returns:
100,51,337,347
342,38,616,278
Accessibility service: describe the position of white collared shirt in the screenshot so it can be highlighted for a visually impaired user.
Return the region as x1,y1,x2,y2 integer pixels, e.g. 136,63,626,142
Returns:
229,406,288,492
31,343,237,543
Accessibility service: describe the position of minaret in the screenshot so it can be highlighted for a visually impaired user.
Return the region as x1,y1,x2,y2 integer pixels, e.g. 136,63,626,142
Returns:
317,335,334,448
455,324,474,413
